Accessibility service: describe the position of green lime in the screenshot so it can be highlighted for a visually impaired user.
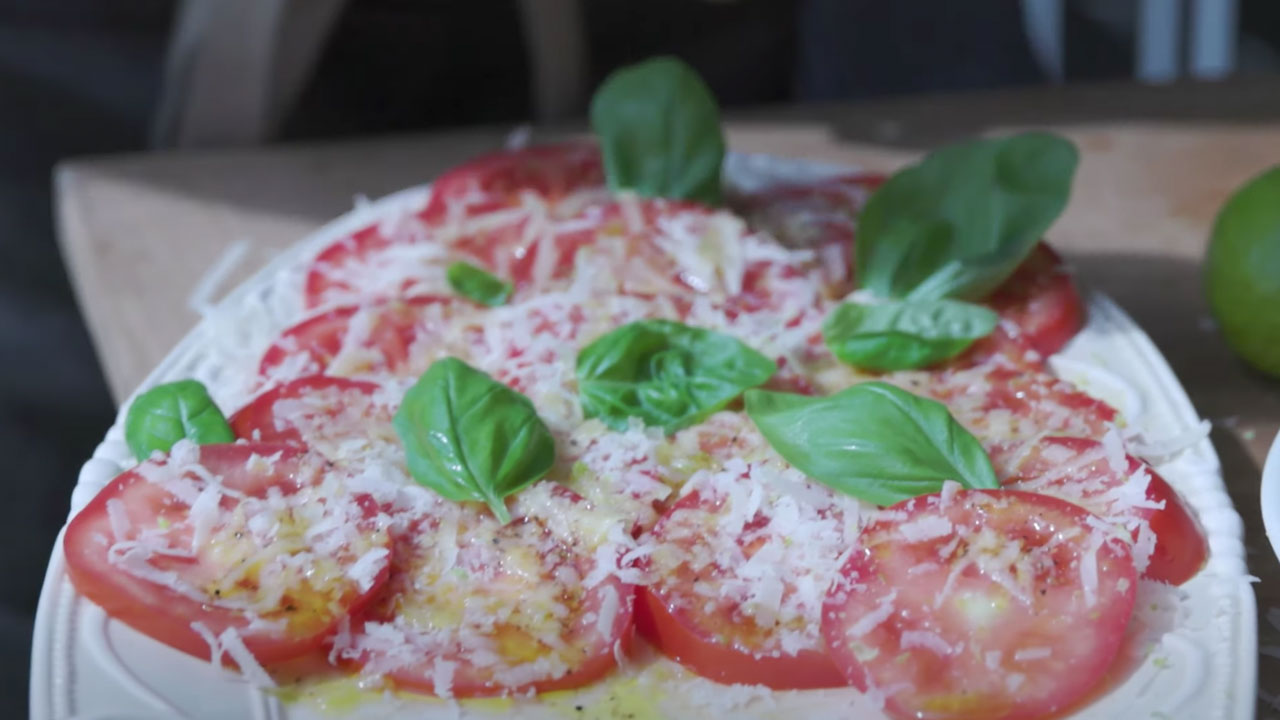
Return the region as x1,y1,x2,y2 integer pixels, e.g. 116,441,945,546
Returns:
1205,165,1280,377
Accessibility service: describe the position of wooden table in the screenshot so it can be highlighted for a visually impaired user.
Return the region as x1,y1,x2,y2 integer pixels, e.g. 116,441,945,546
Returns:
55,80,1280,714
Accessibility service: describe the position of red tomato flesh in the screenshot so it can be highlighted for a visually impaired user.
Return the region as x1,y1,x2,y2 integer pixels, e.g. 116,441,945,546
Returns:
822,489,1137,720
306,144,607,309
345,482,636,698
63,443,391,667
733,173,886,297
1005,436,1208,585
228,375,398,467
306,225,390,310
638,468,852,689
635,584,845,690
987,243,1085,358
898,358,1119,477
304,223,452,310
419,143,606,225
257,295,457,382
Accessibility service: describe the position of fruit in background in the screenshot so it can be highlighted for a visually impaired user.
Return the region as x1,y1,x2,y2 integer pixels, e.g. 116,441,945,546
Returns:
1205,166,1280,378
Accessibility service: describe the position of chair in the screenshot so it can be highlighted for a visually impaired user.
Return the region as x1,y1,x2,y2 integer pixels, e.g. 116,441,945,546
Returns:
1020,0,1239,84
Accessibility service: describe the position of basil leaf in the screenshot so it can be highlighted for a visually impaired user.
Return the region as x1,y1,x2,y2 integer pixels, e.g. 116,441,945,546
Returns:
745,381,998,506
124,380,234,460
822,298,999,371
447,261,512,307
856,132,1078,301
589,56,725,205
393,358,555,523
577,320,776,434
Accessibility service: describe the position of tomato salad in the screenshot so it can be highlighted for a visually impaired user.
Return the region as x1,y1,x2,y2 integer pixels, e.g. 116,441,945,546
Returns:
65,132,1208,720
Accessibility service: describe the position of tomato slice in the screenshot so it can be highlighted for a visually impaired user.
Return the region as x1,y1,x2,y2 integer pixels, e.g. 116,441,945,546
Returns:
1005,436,1208,585
306,188,830,318
560,420,680,535
734,173,886,249
304,145,607,309
229,375,395,458
306,226,389,309
638,490,849,689
454,196,820,304
733,174,886,296
895,356,1118,477
419,143,606,225
822,488,1137,720
634,582,844,690
441,195,825,308
637,416,857,689
63,442,391,668
342,482,636,698
987,243,1085,358
257,295,459,383
304,222,463,310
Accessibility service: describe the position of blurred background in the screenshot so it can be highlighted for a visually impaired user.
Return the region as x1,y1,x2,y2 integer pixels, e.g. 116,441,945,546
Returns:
4,0,1280,713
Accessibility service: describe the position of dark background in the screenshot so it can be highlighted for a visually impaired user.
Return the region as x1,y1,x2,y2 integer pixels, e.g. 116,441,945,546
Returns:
3,0,1279,713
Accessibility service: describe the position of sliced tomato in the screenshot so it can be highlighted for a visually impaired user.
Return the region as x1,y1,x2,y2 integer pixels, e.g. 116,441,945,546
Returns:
305,146,604,309
733,174,886,297
229,375,393,455
822,489,1137,720
734,173,886,249
944,329,1046,371
637,425,856,689
63,442,391,667
458,195,827,308
420,143,606,225
635,577,845,690
443,197,709,298
1005,436,1208,585
559,418,680,535
986,243,1085,357
309,191,825,312
896,356,1118,477
345,482,636,697
257,295,458,382
556,198,829,310
305,226,386,309
304,223,455,310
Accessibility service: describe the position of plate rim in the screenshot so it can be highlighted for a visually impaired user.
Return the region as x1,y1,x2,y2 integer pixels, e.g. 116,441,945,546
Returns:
1262,428,1280,566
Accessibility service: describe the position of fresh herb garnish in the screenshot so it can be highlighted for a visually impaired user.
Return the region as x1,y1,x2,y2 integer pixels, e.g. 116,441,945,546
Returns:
745,381,998,506
393,358,555,523
124,380,235,460
576,319,776,434
447,261,512,307
589,56,725,205
856,132,1078,302
822,298,999,371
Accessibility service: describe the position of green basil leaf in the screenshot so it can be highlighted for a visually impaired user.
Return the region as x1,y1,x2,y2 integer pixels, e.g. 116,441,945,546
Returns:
822,298,999,371
447,261,512,307
124,380,234,460
856,132,1078,301
393,358,555,523
576,320,776,434
589,56,725,205
745,381,998,506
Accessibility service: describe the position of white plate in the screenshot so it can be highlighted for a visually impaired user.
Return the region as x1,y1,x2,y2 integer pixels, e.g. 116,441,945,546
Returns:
1262,428,1280,563
31,154,1259,720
